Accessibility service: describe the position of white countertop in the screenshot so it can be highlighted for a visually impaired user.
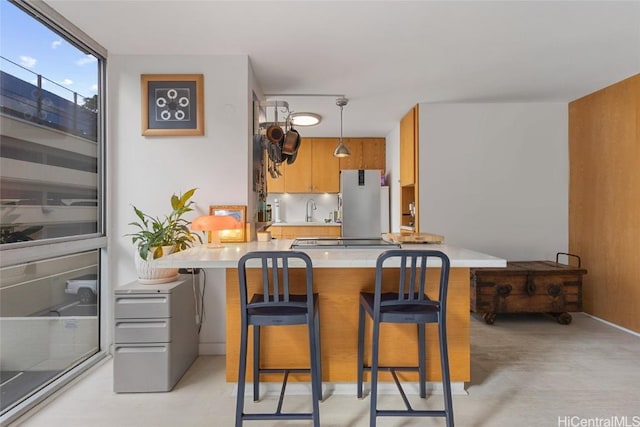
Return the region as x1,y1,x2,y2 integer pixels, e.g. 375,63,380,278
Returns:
154,240,506,269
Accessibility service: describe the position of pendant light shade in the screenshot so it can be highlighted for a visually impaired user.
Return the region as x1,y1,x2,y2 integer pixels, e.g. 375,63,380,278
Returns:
334,97,350,158
334,139,350,157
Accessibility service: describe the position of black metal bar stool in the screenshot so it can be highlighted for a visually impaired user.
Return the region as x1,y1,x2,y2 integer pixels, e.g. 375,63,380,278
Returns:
235,251,322,426
357,249,454,426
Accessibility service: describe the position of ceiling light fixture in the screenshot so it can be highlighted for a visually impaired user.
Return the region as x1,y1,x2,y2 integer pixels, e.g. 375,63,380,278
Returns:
290,112,321,126
333,97,350,158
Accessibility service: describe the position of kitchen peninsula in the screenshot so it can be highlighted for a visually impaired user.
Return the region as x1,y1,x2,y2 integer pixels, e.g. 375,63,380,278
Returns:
156,240,505,385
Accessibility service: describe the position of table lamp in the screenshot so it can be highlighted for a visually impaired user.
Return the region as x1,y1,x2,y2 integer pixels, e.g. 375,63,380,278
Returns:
191,214,242,248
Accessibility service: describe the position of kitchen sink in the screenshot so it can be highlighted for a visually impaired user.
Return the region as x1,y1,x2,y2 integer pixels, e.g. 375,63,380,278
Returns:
290,238,400,249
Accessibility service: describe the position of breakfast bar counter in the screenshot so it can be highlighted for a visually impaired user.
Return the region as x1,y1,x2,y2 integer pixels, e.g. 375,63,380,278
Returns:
157,240,505,384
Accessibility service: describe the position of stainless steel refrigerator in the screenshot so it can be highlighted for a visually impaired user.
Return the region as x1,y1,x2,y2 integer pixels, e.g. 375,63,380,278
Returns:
340,170,382,238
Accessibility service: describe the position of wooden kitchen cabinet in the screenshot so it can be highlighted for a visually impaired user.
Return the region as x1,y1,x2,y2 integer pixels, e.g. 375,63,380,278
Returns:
400,107,417,186
283,139,313,193
268,138,340,193
266,159,286,193
400,105,419,232
269,225,341,239
339,138,386,173
310,138,340,192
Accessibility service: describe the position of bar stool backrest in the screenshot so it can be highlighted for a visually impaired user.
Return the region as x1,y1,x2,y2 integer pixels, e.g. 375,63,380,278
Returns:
238,251,315,314
374,249,451,316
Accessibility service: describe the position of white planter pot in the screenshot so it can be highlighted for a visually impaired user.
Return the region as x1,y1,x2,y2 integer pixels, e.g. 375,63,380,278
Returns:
135,245,179,284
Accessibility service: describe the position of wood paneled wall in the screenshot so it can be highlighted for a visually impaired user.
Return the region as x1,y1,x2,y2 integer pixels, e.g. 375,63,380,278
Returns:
568,74,640,333
226,267,470,383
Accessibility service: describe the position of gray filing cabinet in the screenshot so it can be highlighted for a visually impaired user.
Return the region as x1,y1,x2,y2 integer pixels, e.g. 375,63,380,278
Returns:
113,277,198,392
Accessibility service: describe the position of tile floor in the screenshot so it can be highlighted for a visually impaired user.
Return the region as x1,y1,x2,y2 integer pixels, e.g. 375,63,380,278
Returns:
11,313,640,427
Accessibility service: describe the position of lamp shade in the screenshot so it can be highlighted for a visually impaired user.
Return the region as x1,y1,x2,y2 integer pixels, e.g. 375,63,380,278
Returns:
333,139,351,157
191,215,242,248
191,215,241,231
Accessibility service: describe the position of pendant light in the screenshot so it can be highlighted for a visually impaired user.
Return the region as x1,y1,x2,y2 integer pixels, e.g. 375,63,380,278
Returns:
333,97,350,158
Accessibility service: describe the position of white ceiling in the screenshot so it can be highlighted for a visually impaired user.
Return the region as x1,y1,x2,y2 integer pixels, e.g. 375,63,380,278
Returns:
45,0,640,138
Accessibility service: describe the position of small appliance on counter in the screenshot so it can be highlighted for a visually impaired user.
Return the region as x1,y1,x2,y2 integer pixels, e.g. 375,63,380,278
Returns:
273,198,281,223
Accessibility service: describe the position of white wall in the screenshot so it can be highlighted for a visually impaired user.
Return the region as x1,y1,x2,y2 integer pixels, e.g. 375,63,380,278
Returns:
419,103,568,260
108,54,256,354
385,123,401,232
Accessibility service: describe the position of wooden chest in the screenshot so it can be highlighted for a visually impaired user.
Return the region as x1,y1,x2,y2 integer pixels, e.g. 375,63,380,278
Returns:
470,257,586,325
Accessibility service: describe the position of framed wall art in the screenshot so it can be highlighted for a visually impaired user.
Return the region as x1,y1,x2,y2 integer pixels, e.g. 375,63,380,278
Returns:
141,74,204,136
208,205,247,243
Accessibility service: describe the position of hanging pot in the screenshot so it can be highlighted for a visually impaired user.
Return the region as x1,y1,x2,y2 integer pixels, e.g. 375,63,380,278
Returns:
282,126,300,155
285,138,300,164
266,124,284,144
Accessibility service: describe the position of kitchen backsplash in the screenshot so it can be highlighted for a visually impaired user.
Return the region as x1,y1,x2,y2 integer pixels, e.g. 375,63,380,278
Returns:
266,193,340,223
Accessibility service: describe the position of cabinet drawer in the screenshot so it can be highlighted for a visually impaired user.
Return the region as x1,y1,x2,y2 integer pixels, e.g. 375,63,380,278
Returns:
114,294,170,319
113,343,172,392
115,318,171,343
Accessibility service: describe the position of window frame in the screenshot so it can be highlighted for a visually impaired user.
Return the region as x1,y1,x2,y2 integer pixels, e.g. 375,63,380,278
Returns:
0,1,108,423
1,0,108,253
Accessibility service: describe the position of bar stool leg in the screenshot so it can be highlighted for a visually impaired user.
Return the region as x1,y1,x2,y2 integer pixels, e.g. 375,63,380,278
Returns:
235,318,248,427
314,309,323,400
369,319,381,427
253,325,260,401
439,320,454,427
418,323,426,399
357,304,366,399
308,316,321,426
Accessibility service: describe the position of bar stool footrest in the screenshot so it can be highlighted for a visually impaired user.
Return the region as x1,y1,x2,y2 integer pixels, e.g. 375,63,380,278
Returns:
242,413,314,421
242,370,315,423
377,409,448,418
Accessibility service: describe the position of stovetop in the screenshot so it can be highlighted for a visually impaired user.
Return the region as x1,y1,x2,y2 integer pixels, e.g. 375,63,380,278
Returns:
290,238,400,249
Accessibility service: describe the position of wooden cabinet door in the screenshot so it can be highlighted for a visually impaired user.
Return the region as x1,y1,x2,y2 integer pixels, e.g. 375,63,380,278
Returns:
400,107,417,186
276,226,341,239
311,138,340,193
323,226,341,237
399,105,419,232
339,138,386,172
266,160,286,193
284,139,312,193
361,138,386,172
339,138,363,170
267,226,283,238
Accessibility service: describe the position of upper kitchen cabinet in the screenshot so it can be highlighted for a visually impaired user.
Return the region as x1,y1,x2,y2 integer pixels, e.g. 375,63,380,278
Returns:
266,156,286,193
400,107,418,186
400,105,419,232
310,138,341,192
339,138,386,173
282,138,313,192
268,138,340,193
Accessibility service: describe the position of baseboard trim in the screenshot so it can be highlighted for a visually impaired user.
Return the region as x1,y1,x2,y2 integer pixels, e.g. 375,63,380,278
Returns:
199,342,226,355
582,312,640,337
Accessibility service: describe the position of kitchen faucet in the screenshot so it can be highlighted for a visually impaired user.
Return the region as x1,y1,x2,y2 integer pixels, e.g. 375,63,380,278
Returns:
305,199,317,222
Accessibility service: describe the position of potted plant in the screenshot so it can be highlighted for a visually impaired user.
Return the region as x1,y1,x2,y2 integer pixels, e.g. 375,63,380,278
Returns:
127,188,202,283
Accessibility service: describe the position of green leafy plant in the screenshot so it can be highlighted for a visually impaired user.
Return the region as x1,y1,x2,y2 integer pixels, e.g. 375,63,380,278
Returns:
127,188,202,260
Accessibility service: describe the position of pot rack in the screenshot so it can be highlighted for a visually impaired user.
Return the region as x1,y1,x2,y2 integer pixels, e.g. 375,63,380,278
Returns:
259,100,290,128
259,93,346,128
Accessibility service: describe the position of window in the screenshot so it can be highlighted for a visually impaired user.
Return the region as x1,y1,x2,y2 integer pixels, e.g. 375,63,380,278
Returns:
0,0,107,422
